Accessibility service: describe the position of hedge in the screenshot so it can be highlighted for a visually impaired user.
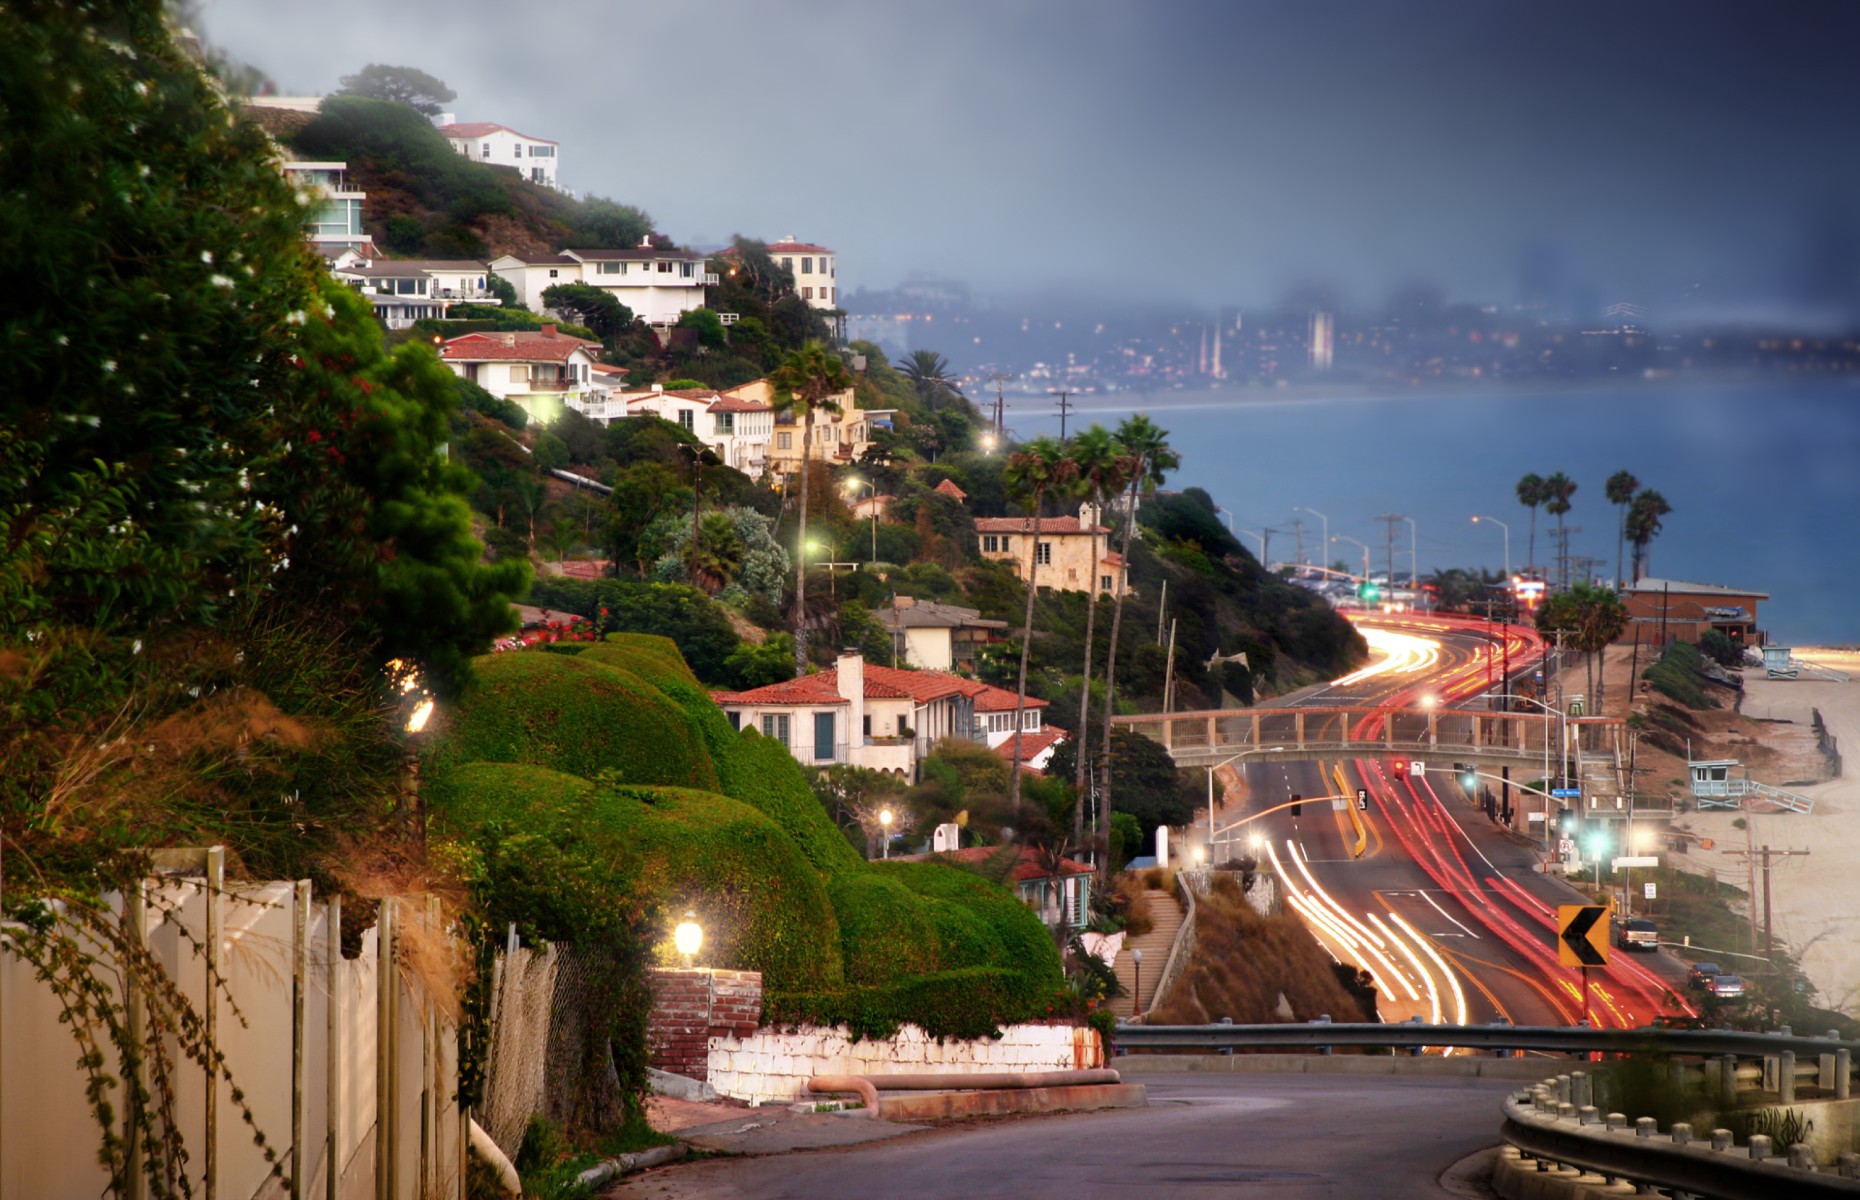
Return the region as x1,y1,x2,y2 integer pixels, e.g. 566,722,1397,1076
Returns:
825,873,938,985
878,861,1065,982
432,763,842,991
523,579,739,684
424,651,718,791
765,966,1063,1042
581,633,700,688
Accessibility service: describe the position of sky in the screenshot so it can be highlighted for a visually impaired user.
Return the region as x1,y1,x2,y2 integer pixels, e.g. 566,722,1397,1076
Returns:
197,0,1860,314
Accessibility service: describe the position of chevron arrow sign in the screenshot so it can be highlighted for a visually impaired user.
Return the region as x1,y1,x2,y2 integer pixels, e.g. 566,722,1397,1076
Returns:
1558,903,1611,968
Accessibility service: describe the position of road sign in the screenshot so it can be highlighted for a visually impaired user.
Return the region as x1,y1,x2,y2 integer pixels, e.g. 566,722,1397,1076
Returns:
1411,760,1426,777
1356,788,1369,811
1558,903,1611,968
1551,787,1581,799
1612,856,1659,869
1644,882,1657,901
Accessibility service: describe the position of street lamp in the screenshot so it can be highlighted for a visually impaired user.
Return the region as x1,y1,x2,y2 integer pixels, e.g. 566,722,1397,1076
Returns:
1236,528,1266,559
1131,948,1144,1013
844,477,878,562
1402,515,1419,601
1331,535,1370,587
1471,514,1510,581
879,807,894,859
1295,507,1329,572
1205,746,1284,862
1508,692,1570,865
674,912,703,968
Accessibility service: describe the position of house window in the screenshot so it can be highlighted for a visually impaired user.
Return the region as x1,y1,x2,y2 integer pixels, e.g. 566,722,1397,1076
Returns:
726,711,741,731
678,410,694,430
801,257,813,274
781,257,793,273
548,269,559,278
777,432,792,450
598,262,621,275
813,711,835,760
1101,575,1113,592
863,715,872,738
983,535,999,553
831,287,837,301
510,364,529,383
657,261,673,273
530,167,545,184
761,713,790,746
716,411,735,434
481,143,491,158
680,261,694,277
529,145,555,157
803,287,813,300
1035,542,1053,566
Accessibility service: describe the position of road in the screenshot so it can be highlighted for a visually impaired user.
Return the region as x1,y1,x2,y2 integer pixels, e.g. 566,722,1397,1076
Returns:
1213,614,1692,1033
608,1071,1513,1199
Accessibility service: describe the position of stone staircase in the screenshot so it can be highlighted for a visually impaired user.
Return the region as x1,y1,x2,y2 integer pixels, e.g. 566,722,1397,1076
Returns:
1109,889,1185,1019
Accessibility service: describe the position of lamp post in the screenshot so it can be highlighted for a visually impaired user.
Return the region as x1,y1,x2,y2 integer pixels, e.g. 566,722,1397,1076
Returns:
1236,528,1266,559
1205,746,1285,862
1295,507,1329,572
1471,514,1510,581
879,806,894,859
844,477,878,562
1131,948,1144,1014
1509,693,1568,866
1331,535,1370,587
1402,515,1419,601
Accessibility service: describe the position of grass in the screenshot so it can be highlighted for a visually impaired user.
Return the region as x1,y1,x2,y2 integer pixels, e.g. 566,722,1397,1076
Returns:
1146,874,1375,1027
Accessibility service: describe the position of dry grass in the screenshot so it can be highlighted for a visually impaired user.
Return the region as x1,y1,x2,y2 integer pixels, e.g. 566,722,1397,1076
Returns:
321,828,471,1023
1148,874,1375,1026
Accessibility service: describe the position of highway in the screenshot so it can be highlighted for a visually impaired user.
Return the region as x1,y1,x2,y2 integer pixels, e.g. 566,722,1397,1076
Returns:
1212,613,1693,1034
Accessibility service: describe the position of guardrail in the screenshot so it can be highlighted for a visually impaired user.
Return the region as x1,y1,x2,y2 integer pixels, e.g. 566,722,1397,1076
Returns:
1114,1021,1856,1061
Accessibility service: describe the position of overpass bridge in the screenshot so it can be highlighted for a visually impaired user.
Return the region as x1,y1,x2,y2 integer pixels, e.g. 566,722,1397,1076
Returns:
1111,705,1628,775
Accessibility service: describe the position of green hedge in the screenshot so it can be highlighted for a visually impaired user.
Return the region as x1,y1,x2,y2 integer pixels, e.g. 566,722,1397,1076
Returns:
879,861,1064,981
826,873,938,985
523,579,740,684
765,967,1063,1042
581,633,700,688
425,651,718,791
1644,640,1719,710
432,763,842,991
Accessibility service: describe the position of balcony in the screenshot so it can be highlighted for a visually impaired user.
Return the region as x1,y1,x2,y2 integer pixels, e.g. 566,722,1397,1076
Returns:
700,273,720,286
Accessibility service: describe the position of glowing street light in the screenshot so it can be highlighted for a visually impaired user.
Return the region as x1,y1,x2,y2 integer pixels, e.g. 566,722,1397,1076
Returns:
674,911,703,968
844,476,878,562
1472,514,1511,580
1204,746,1283,861
879,807,894,859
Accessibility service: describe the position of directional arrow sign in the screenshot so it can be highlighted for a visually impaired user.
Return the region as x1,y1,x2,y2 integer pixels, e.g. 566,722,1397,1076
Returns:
1558,903,1611,968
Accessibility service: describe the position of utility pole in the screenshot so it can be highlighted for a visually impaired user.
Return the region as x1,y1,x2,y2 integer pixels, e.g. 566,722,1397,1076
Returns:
1376,513,1404,585
988,373,1013,440
1723,844,1810,959
1287,518,1307,568
1054,390,1075,441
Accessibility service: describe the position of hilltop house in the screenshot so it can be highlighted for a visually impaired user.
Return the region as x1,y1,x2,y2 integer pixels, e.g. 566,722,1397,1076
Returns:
281,161,370,255
489,241,716,325
975,505,1128,597
710,652,1053,780
896,845,1092,930
721,378,894,477
438,121,562,189
873,598,1007,671
625,385,775,477
332,258,500,329
437,326,600,424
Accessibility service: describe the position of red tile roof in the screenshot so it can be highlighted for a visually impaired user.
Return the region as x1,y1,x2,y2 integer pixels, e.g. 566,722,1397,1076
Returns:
933,479,968,501
970,684,1049,713
707,394,770,413
925,844,1091,881
440,122,557,144
712,661,1005,707
863,663,971,702
973,516,1108,535
993,725,1067,768
710,674,847,707
440,331,598,362
724,239,834,255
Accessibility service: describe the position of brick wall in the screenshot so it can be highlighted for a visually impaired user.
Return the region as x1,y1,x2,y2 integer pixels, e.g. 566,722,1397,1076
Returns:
707,1022,1104,1106
646,967,762,1081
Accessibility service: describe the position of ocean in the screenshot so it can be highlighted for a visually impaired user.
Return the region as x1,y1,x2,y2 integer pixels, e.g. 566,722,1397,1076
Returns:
1008,378,1860,645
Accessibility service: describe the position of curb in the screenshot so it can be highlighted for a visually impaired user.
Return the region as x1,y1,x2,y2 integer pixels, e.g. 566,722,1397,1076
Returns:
873,1082,1147,1121
574,1143,688,1190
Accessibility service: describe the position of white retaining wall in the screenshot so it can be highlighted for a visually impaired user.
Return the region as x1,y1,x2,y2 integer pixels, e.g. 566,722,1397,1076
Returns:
707,1022,1102,1106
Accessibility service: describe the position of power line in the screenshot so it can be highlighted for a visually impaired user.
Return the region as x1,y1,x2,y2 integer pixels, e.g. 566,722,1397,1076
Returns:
1053,390,1075,441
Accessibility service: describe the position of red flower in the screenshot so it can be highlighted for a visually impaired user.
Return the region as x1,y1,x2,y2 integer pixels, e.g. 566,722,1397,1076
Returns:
306,430,322,442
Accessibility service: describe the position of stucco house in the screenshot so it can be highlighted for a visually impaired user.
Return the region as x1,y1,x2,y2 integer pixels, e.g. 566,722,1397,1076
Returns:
1618,578,1769,649
332,258,500,329
874,598,1007,671
722,378,894,477
975,507,1128,597
438,121,562,189
437,326,600,424
488,241,717,325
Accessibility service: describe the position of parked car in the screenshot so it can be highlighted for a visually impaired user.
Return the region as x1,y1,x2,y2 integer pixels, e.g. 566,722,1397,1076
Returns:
1614,917,1660,951
1705,974,1746,999
1687,961,1723,988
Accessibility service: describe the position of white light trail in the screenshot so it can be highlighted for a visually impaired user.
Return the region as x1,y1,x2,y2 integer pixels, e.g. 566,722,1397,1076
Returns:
1387,909,1470,1026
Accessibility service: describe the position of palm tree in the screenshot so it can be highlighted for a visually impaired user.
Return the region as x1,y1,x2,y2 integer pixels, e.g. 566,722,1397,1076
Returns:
1536,582,1629,714
1542,471,1576,589
1625,489,1672,585
1065,425,1130,841
771,342,851,676
1003,438,1077,811
1605,470,1639,591
1097,415,1179,883
1515,473,1547,577
897,349,964,412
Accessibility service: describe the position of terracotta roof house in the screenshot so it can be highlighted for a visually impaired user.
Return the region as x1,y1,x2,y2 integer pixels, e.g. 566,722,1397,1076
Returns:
874,598,1007,671
896,845,1092,930
933,478,969,501
976,506,1129,597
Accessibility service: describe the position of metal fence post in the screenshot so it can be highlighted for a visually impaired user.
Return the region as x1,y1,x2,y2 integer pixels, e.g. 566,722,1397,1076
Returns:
1779,1050,1795,1104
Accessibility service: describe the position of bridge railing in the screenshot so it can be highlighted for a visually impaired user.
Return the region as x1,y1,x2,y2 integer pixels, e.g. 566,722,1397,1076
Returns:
1111,707,1624,767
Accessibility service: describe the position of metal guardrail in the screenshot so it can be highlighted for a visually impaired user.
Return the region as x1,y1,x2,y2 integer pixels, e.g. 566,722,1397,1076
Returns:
1113,1021,1857,1060
1504,1073,1860,1197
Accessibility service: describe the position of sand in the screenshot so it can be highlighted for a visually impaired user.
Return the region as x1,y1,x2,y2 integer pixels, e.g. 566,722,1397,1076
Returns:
1658,649,1860,1012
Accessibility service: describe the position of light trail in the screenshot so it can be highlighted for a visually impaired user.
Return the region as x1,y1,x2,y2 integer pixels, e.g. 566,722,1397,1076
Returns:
1386,909,1470,1026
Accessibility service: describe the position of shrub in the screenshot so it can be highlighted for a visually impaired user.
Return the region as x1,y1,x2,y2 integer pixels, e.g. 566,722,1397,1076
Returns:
766,966,1059,1042
826,873,939,985
881,861,1064,981
1644,641,1719,710
423,651,718,791
523,579,741,684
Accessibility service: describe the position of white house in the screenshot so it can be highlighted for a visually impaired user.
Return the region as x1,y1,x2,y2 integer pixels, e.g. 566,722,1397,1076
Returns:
873,598,1007,671
437,326,601,424
332,258,500,329
720,377,894,478
281,161,369,254
620,386,774,477
488,241,717,325
764,237,839,311
438,121,561,190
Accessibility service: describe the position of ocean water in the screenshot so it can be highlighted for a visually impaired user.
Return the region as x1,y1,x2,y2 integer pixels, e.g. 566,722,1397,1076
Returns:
1011,378,1860,645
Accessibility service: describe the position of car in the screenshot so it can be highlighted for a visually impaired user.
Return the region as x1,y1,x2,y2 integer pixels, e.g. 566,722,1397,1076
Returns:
1614,917,1659,951
1705,974,1746,999
1687,961,1723,988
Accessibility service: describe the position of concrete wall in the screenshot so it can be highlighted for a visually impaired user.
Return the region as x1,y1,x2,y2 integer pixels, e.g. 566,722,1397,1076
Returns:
707,1022,1104,1106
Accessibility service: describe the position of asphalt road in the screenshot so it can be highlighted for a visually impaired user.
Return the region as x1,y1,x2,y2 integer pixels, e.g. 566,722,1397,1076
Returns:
607,1072,1513,1199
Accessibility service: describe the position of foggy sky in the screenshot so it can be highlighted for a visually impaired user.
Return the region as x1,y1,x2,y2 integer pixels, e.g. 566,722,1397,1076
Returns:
196,0,1860,313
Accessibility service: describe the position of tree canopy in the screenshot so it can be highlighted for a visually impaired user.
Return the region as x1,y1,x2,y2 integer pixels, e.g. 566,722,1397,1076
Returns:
336,63,457,116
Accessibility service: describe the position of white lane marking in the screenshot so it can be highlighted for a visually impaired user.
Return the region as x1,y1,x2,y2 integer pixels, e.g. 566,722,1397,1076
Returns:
1417,888,1483,940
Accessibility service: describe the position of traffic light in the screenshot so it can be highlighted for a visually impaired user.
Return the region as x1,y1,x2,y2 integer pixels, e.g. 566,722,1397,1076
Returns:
1391,760,1407,776
1289,792,1303,817
1457,763,1476,790
1358,580,1381,602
